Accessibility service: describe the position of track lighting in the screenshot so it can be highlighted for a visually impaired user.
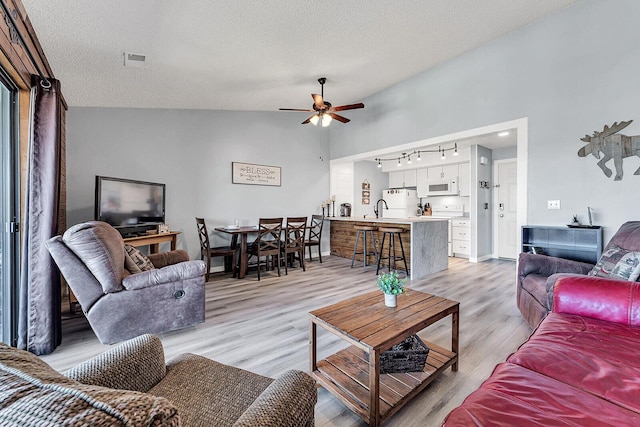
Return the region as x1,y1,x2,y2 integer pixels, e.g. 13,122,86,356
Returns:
374,142,461,168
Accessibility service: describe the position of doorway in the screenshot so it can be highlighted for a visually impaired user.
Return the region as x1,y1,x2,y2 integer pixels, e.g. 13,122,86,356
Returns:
493,159,517,259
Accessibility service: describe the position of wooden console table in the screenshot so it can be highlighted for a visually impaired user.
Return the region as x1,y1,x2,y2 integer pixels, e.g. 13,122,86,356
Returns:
124,231,180,254
309,289,459,426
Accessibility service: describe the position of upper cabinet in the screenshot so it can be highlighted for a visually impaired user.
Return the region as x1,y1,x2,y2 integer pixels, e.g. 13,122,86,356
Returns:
388,170,417,188
416,162,470,197
458,162,470,197
427,164,458,180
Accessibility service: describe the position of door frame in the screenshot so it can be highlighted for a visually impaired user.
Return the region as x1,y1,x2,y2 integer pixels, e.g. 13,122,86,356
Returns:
0,71,19,346
492,158,517,259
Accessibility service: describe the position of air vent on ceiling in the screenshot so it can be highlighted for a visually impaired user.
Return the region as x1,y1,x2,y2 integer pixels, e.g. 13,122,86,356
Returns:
124,52,147,68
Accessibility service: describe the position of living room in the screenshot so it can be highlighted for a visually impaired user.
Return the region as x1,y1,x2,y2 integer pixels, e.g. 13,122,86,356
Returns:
2,0,640,426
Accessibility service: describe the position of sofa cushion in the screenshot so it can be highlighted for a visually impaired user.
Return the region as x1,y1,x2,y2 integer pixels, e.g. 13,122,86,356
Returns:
507,312,640,414
589,244,640,281
62,221,126,293
125,244,155,273
442,363,640,426
149,353,272,427
0,343,181,426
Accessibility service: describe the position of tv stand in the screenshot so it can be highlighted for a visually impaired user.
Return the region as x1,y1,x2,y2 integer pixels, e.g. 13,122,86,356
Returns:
123,231,180,254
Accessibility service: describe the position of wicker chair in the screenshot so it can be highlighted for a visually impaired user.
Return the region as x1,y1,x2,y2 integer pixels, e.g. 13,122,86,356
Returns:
0,334,317,426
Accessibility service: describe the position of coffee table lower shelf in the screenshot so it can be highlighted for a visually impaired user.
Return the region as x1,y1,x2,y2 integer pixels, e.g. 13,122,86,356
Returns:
313,340,457,423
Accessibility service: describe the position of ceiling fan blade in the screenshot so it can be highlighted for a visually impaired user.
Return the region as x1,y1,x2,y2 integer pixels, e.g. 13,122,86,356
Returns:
312,94,324,109
302,114,316,124
331,102,365,112
328,113,350,123
279,108,313,112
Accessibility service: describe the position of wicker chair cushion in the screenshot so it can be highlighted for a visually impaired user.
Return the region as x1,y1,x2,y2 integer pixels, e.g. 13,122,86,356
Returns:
0,343,180,426
149,353,273,427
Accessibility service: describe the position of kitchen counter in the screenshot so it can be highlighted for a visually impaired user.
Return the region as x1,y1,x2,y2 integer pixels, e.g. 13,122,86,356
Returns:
327,216,449,224
329,217,448,279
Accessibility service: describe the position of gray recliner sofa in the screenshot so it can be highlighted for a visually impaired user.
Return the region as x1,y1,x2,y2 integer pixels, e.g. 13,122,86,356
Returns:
46,221,206,344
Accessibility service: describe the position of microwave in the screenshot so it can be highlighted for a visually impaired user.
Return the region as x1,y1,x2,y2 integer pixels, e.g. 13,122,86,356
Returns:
426,177,459,196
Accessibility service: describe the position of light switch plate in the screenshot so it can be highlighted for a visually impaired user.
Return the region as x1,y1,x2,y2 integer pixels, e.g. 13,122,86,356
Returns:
547,200,560,209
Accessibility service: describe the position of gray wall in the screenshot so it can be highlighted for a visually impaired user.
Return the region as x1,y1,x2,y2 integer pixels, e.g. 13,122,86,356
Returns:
66,107,330,263
329,0,640,243
353,161,386,217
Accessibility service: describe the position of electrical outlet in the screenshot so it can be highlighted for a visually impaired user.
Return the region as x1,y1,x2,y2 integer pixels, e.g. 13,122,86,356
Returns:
547,200,560,209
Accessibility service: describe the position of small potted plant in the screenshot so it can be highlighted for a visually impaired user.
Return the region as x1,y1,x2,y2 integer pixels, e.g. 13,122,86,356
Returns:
571,214,580,226
376,271,407,307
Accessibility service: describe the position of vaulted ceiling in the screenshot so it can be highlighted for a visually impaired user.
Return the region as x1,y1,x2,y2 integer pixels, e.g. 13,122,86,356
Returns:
22,0,578,111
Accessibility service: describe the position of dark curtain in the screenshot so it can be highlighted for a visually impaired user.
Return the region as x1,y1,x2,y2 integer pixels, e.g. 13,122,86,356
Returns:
17,76,63,355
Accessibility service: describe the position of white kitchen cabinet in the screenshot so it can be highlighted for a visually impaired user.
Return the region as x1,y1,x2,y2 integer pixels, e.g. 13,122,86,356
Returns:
458,162,470,197
452,218,470,257
388,170,417,188
427,164,458,180
416,168,428,197
388,171,404,188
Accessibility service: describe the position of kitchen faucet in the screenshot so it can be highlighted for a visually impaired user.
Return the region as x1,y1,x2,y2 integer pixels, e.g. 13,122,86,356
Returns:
374,199,389,218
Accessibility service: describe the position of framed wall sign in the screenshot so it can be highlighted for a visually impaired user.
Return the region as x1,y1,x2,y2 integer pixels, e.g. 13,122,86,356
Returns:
232,162,281,186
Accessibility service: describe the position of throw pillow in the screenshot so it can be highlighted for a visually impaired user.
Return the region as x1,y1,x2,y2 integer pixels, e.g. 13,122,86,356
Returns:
125,244,155,272
589,244,640,281
610,250,640,281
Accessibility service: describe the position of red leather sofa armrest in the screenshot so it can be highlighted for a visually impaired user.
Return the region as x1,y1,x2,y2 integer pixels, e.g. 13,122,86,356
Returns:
553,275,640,326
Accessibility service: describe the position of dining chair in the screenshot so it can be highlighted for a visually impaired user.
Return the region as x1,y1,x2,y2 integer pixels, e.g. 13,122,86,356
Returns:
305,214,324,263
282,216,307,275
247,217,283,280
195,217,237,281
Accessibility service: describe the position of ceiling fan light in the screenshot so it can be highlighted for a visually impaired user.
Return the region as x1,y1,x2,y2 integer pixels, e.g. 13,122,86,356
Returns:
322,114,332,127
310,114,320,126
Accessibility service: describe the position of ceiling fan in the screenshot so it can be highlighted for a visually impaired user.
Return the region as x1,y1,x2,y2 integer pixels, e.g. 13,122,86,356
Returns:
279,77,364,126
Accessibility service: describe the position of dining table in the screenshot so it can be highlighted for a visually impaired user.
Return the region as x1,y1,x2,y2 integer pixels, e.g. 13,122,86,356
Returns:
214,225,258,279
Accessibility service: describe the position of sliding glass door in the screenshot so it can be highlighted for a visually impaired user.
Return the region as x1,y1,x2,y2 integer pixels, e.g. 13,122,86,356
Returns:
0,75,19,346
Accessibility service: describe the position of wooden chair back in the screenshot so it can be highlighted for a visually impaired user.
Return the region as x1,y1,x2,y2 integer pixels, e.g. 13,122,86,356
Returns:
284,216,308,249
307,215,324,243
255,217,283,255
195,217,210,260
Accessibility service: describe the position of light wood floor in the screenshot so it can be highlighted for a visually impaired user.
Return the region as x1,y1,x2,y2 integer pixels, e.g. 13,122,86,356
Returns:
42,255,531,427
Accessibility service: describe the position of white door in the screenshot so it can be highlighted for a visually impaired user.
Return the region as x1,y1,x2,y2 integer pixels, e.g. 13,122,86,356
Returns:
495,160,517,259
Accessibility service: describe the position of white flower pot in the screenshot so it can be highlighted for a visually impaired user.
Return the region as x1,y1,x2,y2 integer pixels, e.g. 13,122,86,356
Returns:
384,293,397,308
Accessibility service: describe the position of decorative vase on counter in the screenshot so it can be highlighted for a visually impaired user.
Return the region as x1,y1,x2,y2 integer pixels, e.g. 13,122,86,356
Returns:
384,293,397,308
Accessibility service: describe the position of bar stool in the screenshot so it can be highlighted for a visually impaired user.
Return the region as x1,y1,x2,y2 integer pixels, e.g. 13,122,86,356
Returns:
376,227,409,276
351,225,378,272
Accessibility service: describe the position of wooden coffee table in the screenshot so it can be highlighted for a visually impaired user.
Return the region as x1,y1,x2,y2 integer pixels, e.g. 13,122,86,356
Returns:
309,289,459,426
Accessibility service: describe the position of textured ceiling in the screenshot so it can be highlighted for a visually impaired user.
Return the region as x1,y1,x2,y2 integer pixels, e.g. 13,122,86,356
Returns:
22,0,578,111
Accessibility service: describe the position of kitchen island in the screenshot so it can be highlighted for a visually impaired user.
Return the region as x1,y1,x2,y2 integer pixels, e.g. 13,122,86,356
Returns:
328,217,448,279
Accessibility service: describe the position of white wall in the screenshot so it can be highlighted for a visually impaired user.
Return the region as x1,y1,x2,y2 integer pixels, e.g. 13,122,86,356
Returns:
329,0,640,243
66,107,330,263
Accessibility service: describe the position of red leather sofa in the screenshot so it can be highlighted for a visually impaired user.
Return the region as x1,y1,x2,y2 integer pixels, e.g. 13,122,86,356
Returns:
443,275,640,426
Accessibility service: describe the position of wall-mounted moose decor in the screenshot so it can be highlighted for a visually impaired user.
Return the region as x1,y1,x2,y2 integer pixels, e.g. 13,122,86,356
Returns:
578,120,640,181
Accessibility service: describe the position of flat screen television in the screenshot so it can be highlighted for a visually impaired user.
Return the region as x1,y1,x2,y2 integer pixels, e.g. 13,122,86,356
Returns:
95,176,165,237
